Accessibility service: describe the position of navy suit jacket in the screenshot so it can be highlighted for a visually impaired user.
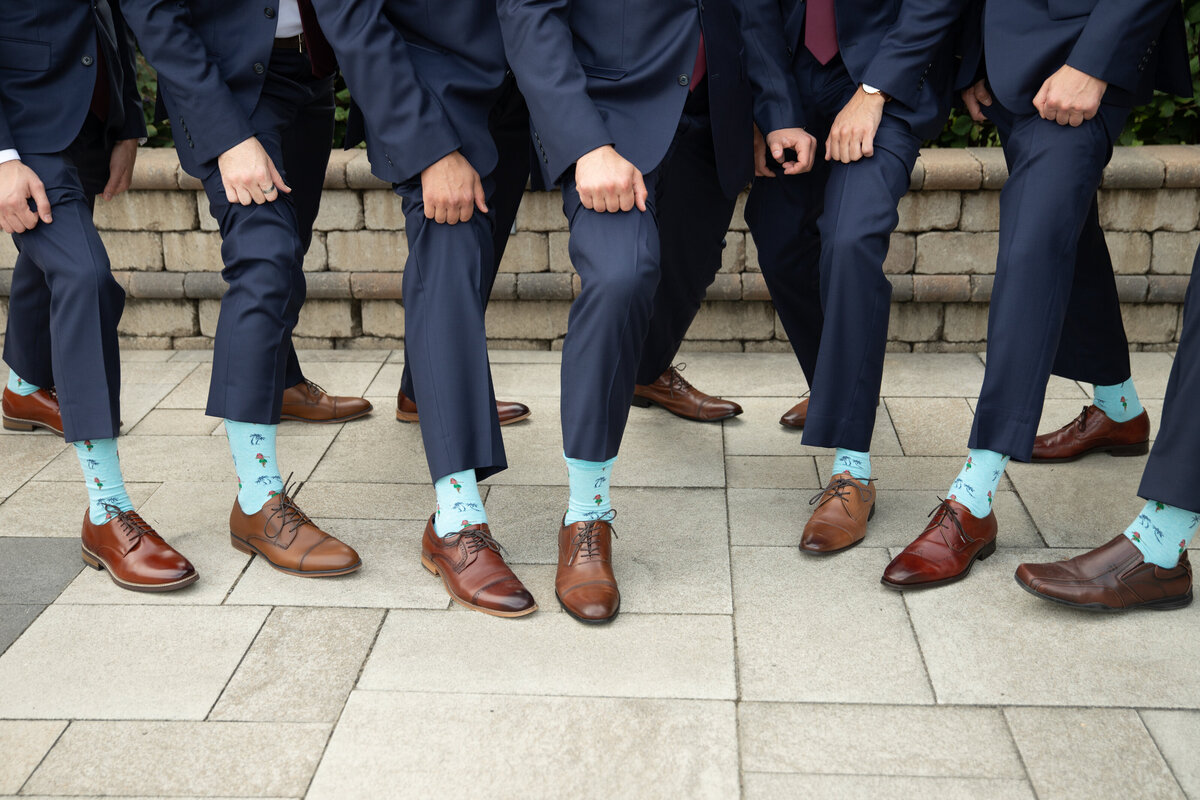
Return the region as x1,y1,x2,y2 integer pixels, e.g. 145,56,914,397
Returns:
0,0,144,155
497,0,703,186
739,0,969,140
703,0,755,199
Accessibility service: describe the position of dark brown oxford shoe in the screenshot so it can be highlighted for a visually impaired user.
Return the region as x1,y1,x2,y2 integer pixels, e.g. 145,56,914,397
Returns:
420,518,536,617
556,517,621,624
1015,535,1192,611
1031,405,1150,463
2,386,64,436
280,380,372,424
395,389,531,426
81,506,198,592
632,365,742,422
882,499,998,590
800,472,876,554
229,486,361,577
779,398,809,429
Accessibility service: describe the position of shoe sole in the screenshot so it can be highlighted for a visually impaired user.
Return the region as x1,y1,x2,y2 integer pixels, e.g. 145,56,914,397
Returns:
81,545,199,593
421,554,537,617
3,415,64,437
396,409,531,427
879,538,997,591
555,590,620,625
1032,440,1149,464
799,502,876,555
280,407,373,424
1013,573,1194,612
630,394,742,423
230,533,362,577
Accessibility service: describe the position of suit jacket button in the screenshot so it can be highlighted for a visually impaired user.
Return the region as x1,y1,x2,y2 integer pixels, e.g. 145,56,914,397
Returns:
253,62,265,75
264,6,275,17
678,74,689,86
81,55,94,66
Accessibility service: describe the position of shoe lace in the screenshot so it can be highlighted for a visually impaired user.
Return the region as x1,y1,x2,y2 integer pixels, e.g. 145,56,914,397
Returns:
303,379,327,398
262,474,314,543
809,475,875,510
928,497,978,548
568,510,617,566
456,526,508,559
1073,405,1092,432
100,503,155,544
665,364,694,396
47,386,58,401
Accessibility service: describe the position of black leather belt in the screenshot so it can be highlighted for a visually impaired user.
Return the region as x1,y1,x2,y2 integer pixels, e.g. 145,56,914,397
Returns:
273,34,306,51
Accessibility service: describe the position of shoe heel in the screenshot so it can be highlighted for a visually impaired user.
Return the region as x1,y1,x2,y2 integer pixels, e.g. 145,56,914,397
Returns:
81,548,103,571
420,554,439,576
630,396,653,408
229,533,255,556
2,417,34,432
976,539,998,561
1108,441,1150,458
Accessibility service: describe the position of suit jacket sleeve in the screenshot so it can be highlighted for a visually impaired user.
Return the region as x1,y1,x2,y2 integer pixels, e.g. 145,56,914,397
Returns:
111,0,149,141
734,0,807,132
1066,0,1180,95
307,0,463,181
496,0,614,183
118,0,254,164
859,0,970,112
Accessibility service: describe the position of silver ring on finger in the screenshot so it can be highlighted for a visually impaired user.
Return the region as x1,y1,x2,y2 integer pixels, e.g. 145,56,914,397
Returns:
263,185,277,195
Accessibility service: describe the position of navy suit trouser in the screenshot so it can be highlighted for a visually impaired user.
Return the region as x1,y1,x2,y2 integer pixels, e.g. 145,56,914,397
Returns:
969,99,1131,461
1140,248,1200,514
3,114,124,442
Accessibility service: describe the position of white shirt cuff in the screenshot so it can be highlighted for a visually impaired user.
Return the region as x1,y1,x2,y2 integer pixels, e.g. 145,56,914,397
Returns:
0,149,20,166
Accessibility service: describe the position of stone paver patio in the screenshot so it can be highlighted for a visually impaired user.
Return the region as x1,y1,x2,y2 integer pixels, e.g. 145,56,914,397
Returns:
0,349,1196,800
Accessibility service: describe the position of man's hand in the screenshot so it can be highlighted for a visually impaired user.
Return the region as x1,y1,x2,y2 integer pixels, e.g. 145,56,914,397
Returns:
752,125,774,178
420,150,487,224
575,145,647,213
962,80,993,123
217,137,290,206
1033,65,1107,127
102,139,139,201
826,87,886,163
765,127,817,175
0,160,52,234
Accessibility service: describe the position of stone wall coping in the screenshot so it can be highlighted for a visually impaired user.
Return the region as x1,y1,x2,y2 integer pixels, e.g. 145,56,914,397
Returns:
128,144,1200,193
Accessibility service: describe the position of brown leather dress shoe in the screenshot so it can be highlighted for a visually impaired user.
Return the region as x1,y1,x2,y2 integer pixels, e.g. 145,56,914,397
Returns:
420,518,536,617
229,489,361,577
1015,535,1192,611
632,365,742,422
882,499,998,590
396,389,531,426
280,380,372,423
81,507,198,592
1032,405,1150,462
779,398,809,429
2,386,64,436
556,517,620,624
801,472,876,554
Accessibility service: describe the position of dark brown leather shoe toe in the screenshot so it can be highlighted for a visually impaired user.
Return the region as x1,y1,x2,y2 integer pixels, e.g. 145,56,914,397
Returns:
396,389,531,426
421,518,536,617
882,499,998,590
556,517,620,623
3,386,64,436
229,486,361,577
801,472,876,554
632,365,742,422
81,507,198,592
779,398,808,429
1015,535,1192,611
280,380,372,423
1032,405,1150,463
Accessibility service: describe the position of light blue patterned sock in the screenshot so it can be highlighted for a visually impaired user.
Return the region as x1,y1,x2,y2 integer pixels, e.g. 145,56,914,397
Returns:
433,469,487,537
1094,379,1143,424
7,369,39,397
564,454,616,524
832,449,871,481
225,420,284,514
947,448,1009,518
74,438,135,524
1124,500,1200,569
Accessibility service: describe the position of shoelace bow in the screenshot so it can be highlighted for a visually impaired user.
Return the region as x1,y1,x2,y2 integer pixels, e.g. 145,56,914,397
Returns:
927,497,978,549
665,363,695,396
455,526,508,559
809,475,875,510
99,502,155,544
1073,405,1093,432
263,474,315,543
304,379,327,399
568,511,617,565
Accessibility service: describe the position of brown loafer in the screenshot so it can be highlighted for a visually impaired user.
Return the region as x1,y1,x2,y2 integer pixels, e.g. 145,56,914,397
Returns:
882,499,998,590
395,389,530,426
81,507,198,592
632,364,742,422
420,517,536,617
556,517,620,624
801,472,876,554
1015,535,1192,611
229,487,361,577
2,386,64,436
779,398,808,429
1031,405,1150,463
280,380,372,423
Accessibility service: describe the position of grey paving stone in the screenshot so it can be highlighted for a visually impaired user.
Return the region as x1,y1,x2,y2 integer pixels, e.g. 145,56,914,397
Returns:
817,455,1014,492
485,349,564,363
0,719,66,793
0,537,84,603
0,481,159,538
879,354,985,397
726,455,823,489
0,605,268,719
23,721,329,797
731,546,933,703
296,348,391,363
308,691,738,800
1140,709,1200,800
905,548,1200,707
1006,457,1149,548
1005,707,1184,800
287,361,384,398
359,609,736,700
490,362,564,397
743,774,1036,800
886,397,977,456
119,381,192,431
210,607,383,722
127,408,222,436
119,361,201,387
0,605,42,657
1128,351,1178,398
290,481,437,520
0,437,68,501
155,364,213,409
725,397,903,456
362,361,404,396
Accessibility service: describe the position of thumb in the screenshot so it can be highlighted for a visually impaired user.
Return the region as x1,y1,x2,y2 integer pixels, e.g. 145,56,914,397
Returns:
31,181,52,223
1032,84,1048,114
268,159,292,195
633,170,648,213
474,175,488,214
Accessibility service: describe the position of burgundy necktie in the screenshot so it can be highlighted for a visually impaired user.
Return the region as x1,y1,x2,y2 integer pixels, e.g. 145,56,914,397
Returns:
296,0,337,79
690,33,706,92
804,0,839,65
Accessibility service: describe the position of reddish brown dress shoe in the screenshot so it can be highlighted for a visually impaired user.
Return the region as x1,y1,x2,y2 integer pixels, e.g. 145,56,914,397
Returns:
420,517,536,617
229,488,361,577
1015,535,1192,611
779,398,809,429
632,364,742,422
557,517,620,624
801,472,876,554
2,386,64,436
882,499,998,590
395,389,530,426
280,380,372,423
1032,405,1150,462
81,506,198,592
